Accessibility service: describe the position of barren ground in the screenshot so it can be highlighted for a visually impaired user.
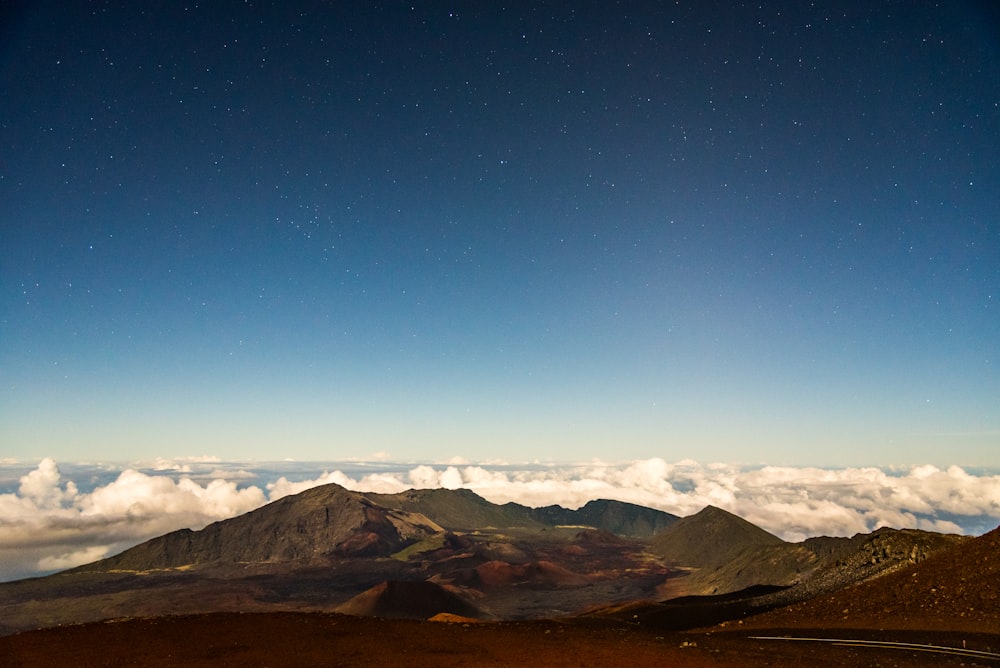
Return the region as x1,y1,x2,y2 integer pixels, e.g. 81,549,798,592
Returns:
1,612,998,667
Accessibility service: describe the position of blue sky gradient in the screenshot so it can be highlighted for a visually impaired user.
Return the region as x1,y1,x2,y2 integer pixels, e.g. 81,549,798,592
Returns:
2,2,998,465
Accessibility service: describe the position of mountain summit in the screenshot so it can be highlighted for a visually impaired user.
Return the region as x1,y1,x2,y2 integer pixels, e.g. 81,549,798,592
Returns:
73,483,680,573
74,484,445,571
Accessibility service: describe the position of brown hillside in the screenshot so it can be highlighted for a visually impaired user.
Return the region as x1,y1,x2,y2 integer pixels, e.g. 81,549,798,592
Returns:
70,484,443,571
739,524,1000,633
650,505,785,569
649,505,814,596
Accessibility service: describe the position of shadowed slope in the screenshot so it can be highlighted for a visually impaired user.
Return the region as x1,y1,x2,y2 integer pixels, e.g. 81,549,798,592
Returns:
527,499,679,538
648,506,814,595
365,489,679,537
335,580,482,620
650,506,785,568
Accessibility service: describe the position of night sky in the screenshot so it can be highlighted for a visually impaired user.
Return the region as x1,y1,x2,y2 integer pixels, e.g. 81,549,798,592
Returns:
2,2,998,465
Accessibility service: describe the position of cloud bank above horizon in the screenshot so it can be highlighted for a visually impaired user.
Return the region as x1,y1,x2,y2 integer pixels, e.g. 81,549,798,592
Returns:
1,457,998,582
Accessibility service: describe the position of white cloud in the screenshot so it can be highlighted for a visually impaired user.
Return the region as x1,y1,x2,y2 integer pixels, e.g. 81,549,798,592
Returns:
146,455,223,472
37,545,109,572
276,459,1000,541
17,458,78,508
0,457,998,582
0,459,266,581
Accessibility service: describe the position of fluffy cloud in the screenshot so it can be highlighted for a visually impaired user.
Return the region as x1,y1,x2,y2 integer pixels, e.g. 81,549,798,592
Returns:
0,458,266,581
1,457,998,582
286,459,1000,542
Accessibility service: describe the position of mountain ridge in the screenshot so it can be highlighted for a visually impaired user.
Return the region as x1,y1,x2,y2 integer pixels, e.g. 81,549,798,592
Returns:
0,482,975,637
71,483,446,571
73,483,680,573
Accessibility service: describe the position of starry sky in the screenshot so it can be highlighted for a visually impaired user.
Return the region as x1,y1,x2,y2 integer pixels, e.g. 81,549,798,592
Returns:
2,1,999,466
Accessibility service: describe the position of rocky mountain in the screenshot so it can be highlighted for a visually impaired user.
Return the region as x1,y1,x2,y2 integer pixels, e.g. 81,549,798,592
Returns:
645,505,969,605
364,487,546,532
647,505,815,595
364,488,679,537
650,505,786,568
527,498,678,537
73,484,678,574
72,484,445,571
0,482,975,637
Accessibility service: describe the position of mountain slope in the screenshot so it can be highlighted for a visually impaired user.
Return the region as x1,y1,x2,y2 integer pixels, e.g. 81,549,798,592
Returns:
527,499,679,537
649,505,785,568
365,489,679,537
364,488,544,531
739,524,999,633
72,484,444,571
0,487,980,637
648,506,813,595
69,484,677,574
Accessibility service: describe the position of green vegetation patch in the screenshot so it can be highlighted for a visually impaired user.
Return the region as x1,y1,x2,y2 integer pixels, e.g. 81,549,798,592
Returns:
391,533,449,561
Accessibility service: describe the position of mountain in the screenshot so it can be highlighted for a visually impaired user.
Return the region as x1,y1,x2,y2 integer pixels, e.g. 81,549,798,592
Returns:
526,498,679,537
644,506,965,602
649,505,785,569
363,487,545,531
365,489,679,537
0,484,974,638
3,528,996,666
72,484,678,574
646,505,814,595
72,484,445,571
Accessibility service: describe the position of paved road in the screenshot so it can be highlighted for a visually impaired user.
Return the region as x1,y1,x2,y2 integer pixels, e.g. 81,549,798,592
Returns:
750,635,1000,662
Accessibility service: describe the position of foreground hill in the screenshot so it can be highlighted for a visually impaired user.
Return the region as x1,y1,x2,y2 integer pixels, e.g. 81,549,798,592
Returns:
738,524,1000,633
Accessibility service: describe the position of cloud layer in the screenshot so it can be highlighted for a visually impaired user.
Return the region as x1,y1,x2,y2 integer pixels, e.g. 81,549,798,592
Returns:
2,457,998,582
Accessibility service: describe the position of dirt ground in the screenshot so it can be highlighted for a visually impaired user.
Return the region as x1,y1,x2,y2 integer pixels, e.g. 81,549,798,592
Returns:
2,612,998,667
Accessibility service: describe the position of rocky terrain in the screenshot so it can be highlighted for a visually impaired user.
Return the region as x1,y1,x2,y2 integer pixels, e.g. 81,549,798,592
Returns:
1,482,996,666
1,526,997,668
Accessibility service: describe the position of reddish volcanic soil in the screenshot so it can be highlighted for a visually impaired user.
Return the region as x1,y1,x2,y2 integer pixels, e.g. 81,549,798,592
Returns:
1,612,997,667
